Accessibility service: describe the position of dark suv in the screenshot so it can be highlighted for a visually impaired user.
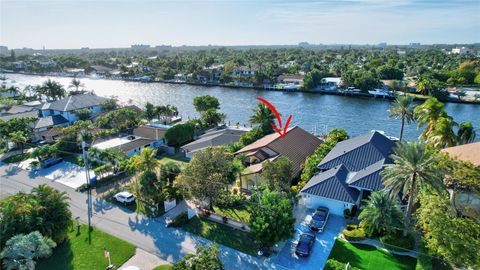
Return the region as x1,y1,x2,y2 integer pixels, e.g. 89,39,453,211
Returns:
295,233,315,257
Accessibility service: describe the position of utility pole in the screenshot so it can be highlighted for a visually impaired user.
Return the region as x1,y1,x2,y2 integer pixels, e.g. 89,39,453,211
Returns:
82,139,92,242
255,174,261,208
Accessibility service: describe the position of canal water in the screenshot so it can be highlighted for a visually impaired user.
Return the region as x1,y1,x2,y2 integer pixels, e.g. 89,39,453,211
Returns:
5,74,480,141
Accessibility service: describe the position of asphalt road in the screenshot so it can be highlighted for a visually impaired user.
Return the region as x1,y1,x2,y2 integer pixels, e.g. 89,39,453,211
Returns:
0,163,276,270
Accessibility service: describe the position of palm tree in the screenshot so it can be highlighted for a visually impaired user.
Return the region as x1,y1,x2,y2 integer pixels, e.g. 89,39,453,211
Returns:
426,116,457,148
9,131,27,153
381,141,446,236
1,231,56,270
388,96,416,141
249,103,276,135
68,78,84,92
38,79,66,101
457,122,476,145
31,185,72,243
131,148,159,198
414,97,448,140
358,191,403,236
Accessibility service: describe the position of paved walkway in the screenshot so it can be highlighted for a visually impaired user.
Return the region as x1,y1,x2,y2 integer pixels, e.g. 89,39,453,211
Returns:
119,248,171,270
0,163,275,270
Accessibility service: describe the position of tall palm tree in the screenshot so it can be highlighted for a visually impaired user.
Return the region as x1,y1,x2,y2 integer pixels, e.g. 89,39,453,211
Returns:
457,121,476,145
358,191,403,236
249,103,276,135
414,97,448,140
381,141,446,236
426,116,457,148
388,96,416,141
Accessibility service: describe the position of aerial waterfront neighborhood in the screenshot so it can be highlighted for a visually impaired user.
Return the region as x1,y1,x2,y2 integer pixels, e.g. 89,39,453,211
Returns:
1,1,479,270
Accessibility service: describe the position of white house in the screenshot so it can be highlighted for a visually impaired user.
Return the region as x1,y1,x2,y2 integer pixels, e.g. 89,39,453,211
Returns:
451,47,472,55
301,131,395,216
92,124,168,157
40,94,109,125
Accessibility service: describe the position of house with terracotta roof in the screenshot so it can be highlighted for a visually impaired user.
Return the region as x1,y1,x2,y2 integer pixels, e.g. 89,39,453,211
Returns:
235,126,322,191
441,142,480,167
441,142,480,218
301,131,396,215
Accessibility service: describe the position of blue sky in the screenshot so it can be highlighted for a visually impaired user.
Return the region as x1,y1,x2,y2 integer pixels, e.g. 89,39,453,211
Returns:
0,0,479,49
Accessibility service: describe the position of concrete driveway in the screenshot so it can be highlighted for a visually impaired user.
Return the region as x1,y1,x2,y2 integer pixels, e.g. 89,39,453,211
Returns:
272,207,346,270
36,161,94,189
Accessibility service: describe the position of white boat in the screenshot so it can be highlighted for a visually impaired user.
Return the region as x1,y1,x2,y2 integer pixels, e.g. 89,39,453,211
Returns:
344,87,361,93
368,88,394,98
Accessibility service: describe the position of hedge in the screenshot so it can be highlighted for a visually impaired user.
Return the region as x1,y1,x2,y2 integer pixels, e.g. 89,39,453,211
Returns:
324,259,361,270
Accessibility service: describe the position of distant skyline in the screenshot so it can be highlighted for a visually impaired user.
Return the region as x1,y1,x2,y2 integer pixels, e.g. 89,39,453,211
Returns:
1,0,479,49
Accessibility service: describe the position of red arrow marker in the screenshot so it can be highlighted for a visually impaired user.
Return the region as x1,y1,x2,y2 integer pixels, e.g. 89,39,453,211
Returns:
256,97,293,138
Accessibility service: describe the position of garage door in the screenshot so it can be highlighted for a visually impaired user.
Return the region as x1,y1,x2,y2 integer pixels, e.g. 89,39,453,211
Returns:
305,195,348,216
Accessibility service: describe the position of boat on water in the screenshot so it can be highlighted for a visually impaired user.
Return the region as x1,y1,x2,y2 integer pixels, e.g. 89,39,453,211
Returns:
368,88,394,98
343,87,361,93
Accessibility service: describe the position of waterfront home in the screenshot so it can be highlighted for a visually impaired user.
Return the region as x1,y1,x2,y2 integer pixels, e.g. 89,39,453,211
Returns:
181,127,247,159
85,65,113,76
0,105,39,122
277,74,304,90
174,73,187,82
301,131,395,215
92,124,169,157
235,126,322,192
65,68,86,77
232,67,255,77
321,77,342,91
441,142,480,218
40,94,109,125
451,46,473,55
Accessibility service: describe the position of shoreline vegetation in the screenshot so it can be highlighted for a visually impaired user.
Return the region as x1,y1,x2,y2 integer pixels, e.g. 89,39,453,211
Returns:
4,71,479,105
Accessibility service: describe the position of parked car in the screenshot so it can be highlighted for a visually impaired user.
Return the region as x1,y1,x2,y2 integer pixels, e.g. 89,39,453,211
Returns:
114,191,135,204
40,157,63,168
308,207,329,232
295,233,315,257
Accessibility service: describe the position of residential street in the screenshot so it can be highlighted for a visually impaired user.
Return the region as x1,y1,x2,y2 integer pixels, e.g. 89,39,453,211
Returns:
0,163,276,270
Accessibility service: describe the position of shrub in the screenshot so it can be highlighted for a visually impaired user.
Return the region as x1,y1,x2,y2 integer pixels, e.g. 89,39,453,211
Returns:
165,123,195,146
380,232,415,252
342,227,366,241
170,212,189,227
324,259,361,270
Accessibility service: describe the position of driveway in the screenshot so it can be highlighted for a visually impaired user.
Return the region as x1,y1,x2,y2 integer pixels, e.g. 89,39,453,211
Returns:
0,164,273,270
272,206,346,270
34,161,94,189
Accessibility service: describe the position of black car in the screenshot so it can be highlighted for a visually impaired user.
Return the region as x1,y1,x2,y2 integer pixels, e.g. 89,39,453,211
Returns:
308,207,329,232
295,233,315,257
40,157,63,168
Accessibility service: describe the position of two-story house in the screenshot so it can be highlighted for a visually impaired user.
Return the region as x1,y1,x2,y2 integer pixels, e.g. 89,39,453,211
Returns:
300,131,396,215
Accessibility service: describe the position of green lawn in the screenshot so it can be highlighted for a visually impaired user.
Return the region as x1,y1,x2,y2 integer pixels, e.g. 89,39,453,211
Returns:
213,205,251,223
37,225,135,270
2,152,31,163
182,216,258,256
153,265,173,270
328,239,417,270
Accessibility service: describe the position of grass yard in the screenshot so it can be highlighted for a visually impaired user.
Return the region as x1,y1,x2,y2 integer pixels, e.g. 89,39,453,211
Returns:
37,225,135,270
153,265,173,270
2,152,31,163
182,216,258,256
213,205,251,223
328,239,417,270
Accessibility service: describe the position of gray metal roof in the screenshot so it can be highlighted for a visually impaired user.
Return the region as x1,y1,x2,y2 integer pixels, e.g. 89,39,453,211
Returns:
41,94,108,112
347,159,386,190
181,128,246,153
34,115,69,129
301,165,360,204
0,110,39,121
317,131,395,172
